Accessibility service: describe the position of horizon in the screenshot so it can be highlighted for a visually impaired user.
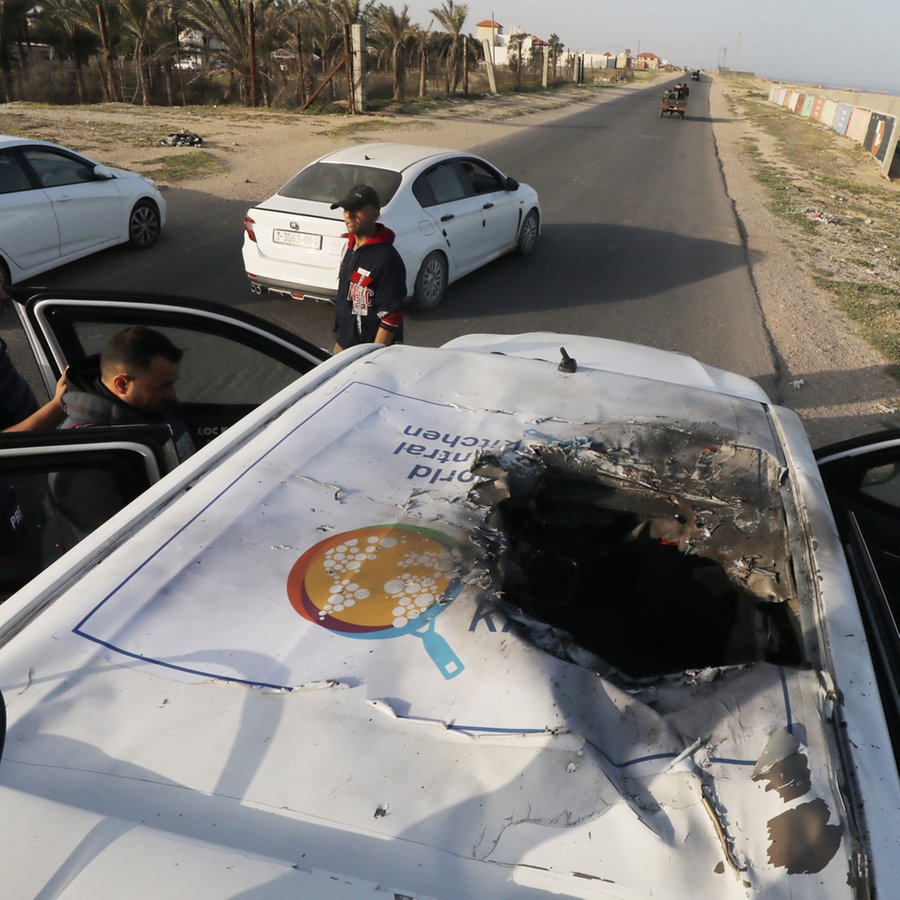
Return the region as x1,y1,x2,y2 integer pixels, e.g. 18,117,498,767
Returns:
395,1,899,98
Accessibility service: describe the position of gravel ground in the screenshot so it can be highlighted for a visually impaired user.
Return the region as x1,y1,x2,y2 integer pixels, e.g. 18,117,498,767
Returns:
2,77,897,446
708,81,899,446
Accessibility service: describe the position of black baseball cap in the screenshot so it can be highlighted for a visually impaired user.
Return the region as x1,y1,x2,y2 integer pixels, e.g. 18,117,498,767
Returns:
330,184,381,211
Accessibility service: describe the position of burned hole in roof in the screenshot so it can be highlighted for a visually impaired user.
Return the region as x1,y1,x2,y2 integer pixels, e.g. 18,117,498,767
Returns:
468,433,804,680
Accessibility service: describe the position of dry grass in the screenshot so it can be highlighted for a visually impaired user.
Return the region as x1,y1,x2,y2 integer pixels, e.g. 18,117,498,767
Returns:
725,82,899,364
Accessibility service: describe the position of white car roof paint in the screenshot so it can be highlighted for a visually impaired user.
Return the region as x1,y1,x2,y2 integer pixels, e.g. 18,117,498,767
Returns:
1,336,896,898
317,142,464,171
442,331,771,402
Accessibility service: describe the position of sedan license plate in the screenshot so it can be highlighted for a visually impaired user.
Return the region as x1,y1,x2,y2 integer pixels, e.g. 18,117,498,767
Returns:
273,229,322,250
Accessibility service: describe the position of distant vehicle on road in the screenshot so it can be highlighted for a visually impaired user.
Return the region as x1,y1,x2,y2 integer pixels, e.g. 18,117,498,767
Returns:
691,69,701,81
661,88,687,118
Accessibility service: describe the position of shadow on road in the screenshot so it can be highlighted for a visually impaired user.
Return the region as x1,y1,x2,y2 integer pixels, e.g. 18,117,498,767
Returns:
416,222,763,319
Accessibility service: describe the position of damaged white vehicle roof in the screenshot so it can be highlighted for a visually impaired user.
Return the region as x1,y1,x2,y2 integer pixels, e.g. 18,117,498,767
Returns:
1,333,897,898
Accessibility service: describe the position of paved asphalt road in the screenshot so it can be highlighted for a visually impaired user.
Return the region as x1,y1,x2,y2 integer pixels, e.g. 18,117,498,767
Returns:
6,76,779,399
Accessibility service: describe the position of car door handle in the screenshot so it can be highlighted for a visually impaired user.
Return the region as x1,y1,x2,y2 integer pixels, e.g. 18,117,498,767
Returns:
482,203,494,210
440,214,454,222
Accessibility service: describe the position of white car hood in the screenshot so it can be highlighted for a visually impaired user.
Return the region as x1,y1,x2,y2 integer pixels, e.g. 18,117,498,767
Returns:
0,339,891,898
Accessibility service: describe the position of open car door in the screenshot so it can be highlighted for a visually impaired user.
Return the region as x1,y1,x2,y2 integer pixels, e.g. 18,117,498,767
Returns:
0,424,178,602
12,290,329,451
817,430,900,771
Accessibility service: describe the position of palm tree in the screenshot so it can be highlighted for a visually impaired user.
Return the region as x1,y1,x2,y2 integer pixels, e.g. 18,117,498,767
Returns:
31,0,105,103
0,0,32,101
428,0,465,94
115,0,170,105
506,30,524,90
547,33,564,80
184,0,290,105
407,23,430,97
369,3,411,100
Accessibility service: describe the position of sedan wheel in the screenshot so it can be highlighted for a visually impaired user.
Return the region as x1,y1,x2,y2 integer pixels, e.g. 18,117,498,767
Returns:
517,209,540,256
413,251,448,310
128,200,161,248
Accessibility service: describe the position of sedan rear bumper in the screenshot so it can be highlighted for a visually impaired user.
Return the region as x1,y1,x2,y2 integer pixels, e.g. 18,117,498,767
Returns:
246,274,337,303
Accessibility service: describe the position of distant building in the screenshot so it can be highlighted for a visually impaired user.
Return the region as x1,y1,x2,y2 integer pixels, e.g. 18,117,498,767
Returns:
475,19,548,67
635,52,660,70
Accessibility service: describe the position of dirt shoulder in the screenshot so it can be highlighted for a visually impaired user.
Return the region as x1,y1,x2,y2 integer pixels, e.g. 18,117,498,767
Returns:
708,79,899,445
1,86,633,203
2,77,896,445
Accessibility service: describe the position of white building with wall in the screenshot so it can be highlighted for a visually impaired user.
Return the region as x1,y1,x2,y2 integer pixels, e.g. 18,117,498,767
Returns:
475,19,546,67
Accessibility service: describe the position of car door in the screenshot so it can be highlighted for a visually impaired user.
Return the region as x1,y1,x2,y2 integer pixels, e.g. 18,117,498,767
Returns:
14,291,329,451
0,149,62,273
0,425,177,602
411,160,485,274
816,430,900,769
18,147,123,256
460,157,522,253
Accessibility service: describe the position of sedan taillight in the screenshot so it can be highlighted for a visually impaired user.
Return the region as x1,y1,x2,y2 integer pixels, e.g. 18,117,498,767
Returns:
243,215,257,243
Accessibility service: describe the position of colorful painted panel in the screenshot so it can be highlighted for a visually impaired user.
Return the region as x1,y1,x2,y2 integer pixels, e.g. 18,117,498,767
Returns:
810,97,826,121
846,107,872,143
865,114,895,160
832,103,853,135
820,99,838,128
800,95,816,117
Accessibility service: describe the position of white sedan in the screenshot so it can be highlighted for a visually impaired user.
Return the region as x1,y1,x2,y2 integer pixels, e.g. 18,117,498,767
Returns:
242,142,541,309
0,135,165,284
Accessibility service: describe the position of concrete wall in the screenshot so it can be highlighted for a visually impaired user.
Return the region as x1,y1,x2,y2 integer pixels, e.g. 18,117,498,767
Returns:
767,82,899,178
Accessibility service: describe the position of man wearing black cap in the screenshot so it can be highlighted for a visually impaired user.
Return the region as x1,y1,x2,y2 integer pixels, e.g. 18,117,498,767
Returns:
330,184,406,353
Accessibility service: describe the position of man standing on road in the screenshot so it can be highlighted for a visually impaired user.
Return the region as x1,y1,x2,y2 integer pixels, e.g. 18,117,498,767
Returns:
330,184,406,354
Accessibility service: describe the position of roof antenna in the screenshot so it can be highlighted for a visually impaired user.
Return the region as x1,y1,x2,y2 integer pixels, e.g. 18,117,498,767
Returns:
558,347,577,373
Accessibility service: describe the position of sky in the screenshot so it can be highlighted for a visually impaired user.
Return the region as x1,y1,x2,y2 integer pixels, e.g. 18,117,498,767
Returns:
397,0,898,95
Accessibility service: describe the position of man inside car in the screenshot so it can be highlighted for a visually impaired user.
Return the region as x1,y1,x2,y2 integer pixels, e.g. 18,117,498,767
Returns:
60,325,194,462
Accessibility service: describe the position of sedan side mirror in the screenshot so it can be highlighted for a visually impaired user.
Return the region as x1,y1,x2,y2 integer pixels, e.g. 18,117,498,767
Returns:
505,176,519,191
93,164,115,180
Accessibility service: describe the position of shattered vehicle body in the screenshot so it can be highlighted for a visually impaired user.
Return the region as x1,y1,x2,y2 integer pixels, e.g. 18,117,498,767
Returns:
0,333,896,898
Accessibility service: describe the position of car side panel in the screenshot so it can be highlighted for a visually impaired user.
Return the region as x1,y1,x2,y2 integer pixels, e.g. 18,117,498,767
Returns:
0,188,61,273
477,187,523,253
46,179,126,256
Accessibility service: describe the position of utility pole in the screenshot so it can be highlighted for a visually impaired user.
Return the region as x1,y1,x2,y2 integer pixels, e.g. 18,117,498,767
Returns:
463,34,468,95
247,1,257,107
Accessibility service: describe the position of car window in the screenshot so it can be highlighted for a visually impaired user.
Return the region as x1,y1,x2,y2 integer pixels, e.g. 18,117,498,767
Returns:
0,436,168,602
59,320,305,406
860,462,900,506
0,152,32,194
413,162,467,207
818,442,900,769
460,159,504,195
20,148,96,189
279,163,402,207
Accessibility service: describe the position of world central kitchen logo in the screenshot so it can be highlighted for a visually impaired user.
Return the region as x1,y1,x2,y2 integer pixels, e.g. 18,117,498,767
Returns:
286,524,467,679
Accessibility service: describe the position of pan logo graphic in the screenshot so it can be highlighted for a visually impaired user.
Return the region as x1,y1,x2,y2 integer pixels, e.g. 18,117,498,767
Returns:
287,524,466,679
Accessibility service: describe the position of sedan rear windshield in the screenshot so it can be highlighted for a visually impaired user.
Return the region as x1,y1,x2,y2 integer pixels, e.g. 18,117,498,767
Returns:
279,163,402,207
